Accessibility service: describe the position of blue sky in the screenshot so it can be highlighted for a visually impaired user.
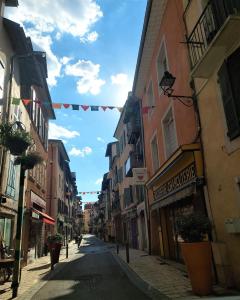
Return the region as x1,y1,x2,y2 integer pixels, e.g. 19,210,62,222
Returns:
6,0,147,203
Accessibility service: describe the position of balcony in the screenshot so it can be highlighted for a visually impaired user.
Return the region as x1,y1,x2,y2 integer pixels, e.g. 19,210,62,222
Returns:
125,151,143,177
187,0,240,78
127,117,141,144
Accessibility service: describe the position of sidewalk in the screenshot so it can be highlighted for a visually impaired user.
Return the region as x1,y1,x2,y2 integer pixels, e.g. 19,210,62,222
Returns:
112,245,240,300
0,241,81,300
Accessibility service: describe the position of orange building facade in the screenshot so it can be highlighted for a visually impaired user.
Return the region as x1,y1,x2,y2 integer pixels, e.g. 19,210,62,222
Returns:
133,0,206,260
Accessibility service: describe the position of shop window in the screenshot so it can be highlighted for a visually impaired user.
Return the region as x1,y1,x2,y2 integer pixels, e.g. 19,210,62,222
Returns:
218,47,240,140
0,217,12,248
147,81,155,117
6,159,16,199
151,134,159,173
163,109,178,158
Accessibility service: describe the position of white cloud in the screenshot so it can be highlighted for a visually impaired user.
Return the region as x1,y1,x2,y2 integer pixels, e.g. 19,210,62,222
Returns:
49,123,80,139
65,60,105,95
69,146,93,157
95,178,102,185
60,56,73,65
5,0,103,86
80,31,99,43
97,137,105,143
55,32,62,40
6,0,103,40
111,73,128,85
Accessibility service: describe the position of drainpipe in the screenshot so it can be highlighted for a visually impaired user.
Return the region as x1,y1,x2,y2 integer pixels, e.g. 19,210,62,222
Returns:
137,96,151,255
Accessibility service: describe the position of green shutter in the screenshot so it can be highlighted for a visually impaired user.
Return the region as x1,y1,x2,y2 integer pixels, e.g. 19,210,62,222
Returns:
218,61,240,140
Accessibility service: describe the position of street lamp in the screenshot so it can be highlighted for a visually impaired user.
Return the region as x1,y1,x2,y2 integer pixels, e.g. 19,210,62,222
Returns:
159,71,194,107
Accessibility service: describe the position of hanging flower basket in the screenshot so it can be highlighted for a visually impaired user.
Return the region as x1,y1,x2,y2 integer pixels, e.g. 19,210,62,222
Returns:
14,152,43,169
0,122,32,155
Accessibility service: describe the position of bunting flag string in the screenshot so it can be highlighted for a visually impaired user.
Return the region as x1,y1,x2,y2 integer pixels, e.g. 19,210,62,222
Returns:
11,97,154,114
79,191,101,195
11,97,123,112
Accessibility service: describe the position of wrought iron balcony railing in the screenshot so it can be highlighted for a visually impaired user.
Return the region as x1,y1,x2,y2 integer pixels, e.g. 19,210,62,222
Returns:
187,0,240,69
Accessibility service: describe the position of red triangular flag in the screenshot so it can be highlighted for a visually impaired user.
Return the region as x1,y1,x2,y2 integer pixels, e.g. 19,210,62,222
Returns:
22,99,31,106
101,106,108,111
142,106,150,114
81,105,89,111
63,104,70,108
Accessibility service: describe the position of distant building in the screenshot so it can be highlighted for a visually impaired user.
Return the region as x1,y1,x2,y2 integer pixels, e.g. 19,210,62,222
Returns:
47,140,77,242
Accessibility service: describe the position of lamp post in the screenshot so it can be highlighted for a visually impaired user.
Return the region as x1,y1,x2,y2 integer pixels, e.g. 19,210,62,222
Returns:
11,163,25,298
8,121,28,298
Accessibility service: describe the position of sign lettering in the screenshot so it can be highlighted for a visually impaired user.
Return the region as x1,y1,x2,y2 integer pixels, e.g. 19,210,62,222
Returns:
154,164,196,201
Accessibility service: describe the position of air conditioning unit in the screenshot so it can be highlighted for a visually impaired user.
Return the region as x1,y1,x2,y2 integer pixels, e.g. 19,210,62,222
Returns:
224,218,240,234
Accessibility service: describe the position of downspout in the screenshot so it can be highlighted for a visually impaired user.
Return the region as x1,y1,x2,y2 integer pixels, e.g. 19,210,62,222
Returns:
138,96,151,255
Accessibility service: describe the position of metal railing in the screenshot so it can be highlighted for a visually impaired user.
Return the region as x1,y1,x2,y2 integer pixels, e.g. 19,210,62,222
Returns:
187,0,240,68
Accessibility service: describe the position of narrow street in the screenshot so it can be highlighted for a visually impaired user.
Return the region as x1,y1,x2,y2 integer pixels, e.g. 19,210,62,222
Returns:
31,235,151,300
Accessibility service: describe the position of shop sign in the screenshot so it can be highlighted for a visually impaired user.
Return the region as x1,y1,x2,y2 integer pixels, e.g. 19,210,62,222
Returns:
154,164,196,201
32,211,39,219
31,191,46,209
132,168,148,185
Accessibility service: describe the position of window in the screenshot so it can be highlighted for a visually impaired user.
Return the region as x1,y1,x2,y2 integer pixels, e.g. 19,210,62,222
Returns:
124,186,133,207
0,60,5,100
218,47,240,140
118,167,123,183
147,81,155,117
157,40,169,93
6,159,16,199
136,185,145,204
125,157,131,176
151,135,159,173
163,108,178,158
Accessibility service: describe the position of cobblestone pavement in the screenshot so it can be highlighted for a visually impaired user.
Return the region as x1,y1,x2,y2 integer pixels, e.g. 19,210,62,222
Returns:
0,241,80,300
112,244,240,300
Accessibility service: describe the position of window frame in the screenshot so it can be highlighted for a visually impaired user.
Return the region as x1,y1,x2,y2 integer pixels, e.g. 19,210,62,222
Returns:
150,131,160,173
156,37,169,96
162,106,178,159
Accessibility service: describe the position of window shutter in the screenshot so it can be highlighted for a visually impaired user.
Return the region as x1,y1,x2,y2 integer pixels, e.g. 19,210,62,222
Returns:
218,61,240,140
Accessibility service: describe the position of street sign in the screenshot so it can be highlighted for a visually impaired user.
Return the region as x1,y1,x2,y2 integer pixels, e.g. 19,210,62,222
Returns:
132,168,148,185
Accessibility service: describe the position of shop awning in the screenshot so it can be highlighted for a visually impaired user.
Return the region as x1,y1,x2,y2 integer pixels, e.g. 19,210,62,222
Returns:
32,209,55,225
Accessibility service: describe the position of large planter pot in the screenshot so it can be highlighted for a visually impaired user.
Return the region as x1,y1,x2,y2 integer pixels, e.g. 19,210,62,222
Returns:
5,136,30,155
48,242,62,265
181,241,212,296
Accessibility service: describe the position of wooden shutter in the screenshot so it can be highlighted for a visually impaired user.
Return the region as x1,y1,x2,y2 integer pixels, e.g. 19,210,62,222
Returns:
227,47,240,122
218,61,240,140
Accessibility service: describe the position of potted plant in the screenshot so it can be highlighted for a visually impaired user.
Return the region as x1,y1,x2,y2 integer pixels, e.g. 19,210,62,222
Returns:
14,152,43,169
0,122,32,155
176,212,212,296
47,234,63,264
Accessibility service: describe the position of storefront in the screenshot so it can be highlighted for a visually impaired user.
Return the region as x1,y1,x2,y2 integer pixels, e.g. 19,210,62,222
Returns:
121,207,138,248
23,191,55,263
146,144,205,261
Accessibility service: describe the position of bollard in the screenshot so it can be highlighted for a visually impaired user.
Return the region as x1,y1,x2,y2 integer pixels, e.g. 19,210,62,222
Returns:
116,244,119,254
50,248,55,270
126,242,129,263
66,244,68,258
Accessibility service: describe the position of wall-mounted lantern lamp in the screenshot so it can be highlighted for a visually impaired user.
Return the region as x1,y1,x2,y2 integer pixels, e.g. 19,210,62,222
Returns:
159,71,194,107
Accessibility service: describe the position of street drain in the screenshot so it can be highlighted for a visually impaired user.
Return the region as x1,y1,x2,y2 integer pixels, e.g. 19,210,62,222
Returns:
77,274,102,290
